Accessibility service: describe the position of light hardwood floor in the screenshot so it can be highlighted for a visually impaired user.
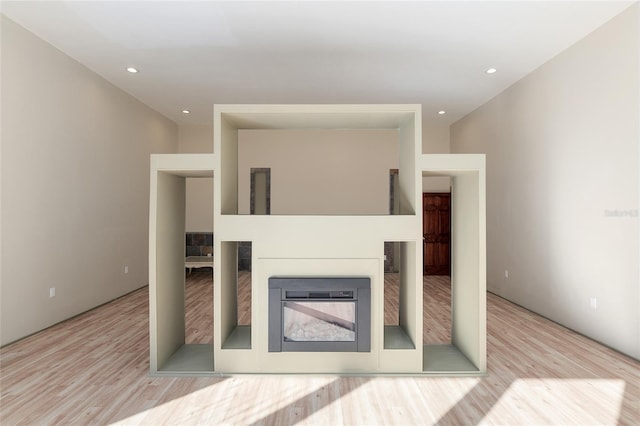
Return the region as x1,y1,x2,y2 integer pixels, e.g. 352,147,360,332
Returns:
1,271,638,425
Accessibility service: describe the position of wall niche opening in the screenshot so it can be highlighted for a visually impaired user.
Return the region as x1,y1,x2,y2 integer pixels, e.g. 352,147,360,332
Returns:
151,165,215,374
237,129,409,215
184,175,215,346
421,169,483,373
383,241,417,350
220,241,252,350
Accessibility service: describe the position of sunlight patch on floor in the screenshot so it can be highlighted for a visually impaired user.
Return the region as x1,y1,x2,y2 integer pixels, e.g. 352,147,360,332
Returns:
106,376,626,425
224,376,336,425
109,376,336,425
107,378,231,425
411,377,481,420
482,379,626,425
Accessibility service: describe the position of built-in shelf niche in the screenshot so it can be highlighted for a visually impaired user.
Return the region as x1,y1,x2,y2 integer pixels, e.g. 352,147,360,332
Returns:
216,105,420,217
219,241,252,350
149,154,215,375
238,129,402,216
420,154,486,374
383,241,418,350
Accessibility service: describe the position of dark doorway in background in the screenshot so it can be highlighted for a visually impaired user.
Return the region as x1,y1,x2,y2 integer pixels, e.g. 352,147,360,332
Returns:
423,193,451,276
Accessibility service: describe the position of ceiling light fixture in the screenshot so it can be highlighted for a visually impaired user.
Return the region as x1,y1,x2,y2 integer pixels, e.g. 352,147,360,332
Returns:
486,68,497,74
438,110,446,115
126,67,138,73
182,110,190,114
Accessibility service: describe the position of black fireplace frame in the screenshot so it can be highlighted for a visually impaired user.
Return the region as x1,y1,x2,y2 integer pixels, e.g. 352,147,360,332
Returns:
268,277,371,352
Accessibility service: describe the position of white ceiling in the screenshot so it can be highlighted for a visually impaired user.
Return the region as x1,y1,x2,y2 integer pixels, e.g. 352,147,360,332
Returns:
1,1,635,126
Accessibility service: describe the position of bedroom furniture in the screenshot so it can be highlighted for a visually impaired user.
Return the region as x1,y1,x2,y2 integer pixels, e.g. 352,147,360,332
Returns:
185,256,213,274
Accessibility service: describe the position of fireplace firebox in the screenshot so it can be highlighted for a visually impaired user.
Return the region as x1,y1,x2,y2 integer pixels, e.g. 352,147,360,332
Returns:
268,277,371,352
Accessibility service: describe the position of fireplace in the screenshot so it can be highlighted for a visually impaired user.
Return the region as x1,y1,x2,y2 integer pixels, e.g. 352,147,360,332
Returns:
268,277,371,352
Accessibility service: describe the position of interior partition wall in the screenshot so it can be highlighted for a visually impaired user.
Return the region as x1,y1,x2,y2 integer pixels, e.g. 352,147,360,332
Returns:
213,105,424,373
149,105,486,375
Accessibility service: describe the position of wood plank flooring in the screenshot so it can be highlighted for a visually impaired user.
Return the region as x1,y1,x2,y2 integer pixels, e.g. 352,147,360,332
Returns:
1,271,638,425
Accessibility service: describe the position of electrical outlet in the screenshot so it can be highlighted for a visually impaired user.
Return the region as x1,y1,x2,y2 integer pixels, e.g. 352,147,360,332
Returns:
49,287,56,298
384,255,387,261
504,270,509,279
590,297,597,310
124,265,129,274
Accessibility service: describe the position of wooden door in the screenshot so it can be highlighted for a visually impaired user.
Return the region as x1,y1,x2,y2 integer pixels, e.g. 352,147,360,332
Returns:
423,193,451,275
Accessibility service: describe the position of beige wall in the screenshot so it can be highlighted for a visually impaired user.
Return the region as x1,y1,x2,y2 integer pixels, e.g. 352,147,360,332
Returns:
0,17,178,345
178,125,214,154
451,5,639,359
182,121,446,223
178,125,214,231
237,129,398,215
422,120,451,193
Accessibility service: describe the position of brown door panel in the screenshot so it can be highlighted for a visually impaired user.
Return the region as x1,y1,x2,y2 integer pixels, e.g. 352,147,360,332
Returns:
423,193,451,276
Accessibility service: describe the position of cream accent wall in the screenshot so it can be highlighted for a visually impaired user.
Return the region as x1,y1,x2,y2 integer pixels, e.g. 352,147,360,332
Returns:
237,129,398,215
422,120,451,193
451,5,639,359
178,125,214,231
0,16,178,346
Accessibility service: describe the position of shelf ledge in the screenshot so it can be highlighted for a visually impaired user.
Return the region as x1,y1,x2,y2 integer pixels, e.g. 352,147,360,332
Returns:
222,326,252,350
158,344,214,374
423,344,479,373
384,325,416,349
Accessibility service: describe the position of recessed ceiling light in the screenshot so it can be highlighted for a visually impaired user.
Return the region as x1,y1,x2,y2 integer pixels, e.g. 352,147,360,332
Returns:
486,68,497,74
182,110,190,114
126,67,138,73
438,110,446,115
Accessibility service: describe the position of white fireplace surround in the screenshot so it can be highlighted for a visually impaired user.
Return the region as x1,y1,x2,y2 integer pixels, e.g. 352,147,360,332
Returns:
149,104,486,375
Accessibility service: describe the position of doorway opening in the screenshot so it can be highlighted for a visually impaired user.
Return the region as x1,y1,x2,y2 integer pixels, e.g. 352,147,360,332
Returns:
422,184,452,345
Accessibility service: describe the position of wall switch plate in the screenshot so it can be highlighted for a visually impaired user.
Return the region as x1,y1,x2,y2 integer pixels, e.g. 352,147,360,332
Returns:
590,297,597,310
124,265,129,274
504,270,509,278
49,287,55,298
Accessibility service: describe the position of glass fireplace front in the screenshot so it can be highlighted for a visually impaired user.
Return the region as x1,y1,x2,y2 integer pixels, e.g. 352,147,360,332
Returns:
283,300,356,342
269,277,370,352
